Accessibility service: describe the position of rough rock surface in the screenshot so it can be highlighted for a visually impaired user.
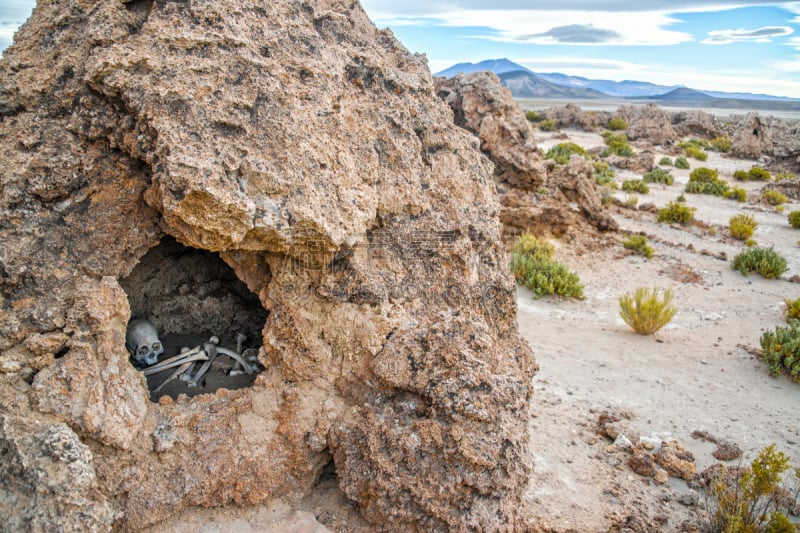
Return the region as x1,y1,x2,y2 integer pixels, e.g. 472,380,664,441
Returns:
435,71,547,190
606,150,655,175
542,103,607,132
435,72,617,235
731,112,773,160
0,1,535,531
616,104,678,146
672,110,722,139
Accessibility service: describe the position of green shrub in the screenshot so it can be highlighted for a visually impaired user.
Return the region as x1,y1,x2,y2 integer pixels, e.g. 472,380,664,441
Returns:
788,211,800,229
624,195,639,208
746,238,757,247
545,142,587,164
685,180,730,196
685,145,708,161
601,132,634,158
764,190,788,206
619,287,676,335
622,179,649,194
674,156,690,169
539,119,557,132
704,444,799,532
677,193,687,203
776,172,797,181
510,232,584,300
729,214,758,240
749,167,772,181
607,117,628,131
681,137,710,149
658,201,695,224
658,156,673,166
622,234,653,258
689,167,719,183
732,247,788,279
734,169,750,181
594,161,617,188
784,298,800,321
760,321,800,382
526,110,544,122
723,186,747,202
643,168,674,185
709,135,732,153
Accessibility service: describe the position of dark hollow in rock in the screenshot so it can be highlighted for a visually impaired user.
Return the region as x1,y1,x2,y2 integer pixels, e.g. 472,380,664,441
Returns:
120,236,268,400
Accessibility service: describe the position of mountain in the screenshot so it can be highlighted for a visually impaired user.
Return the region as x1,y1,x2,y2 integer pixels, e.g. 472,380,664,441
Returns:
704,90,797,102
648,87,715,102
537,73,681,98
498,70,608,99
435,59,533,79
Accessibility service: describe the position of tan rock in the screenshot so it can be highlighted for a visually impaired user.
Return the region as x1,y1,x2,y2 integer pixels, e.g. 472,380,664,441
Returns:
653,468,669,485
654,440,697,481
616,104,678,146
0,1,535,531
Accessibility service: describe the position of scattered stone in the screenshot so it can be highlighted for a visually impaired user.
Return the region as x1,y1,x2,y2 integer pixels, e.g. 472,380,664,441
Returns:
712,441,743,461
605,420,641,445
654,440,697,481
638,203,658,213
628,453,657,477
654,469,670,485
677,492,697,507
614,434,633,451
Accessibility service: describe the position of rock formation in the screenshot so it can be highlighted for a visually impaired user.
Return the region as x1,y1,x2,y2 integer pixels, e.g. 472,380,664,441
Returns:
542,103,607,132
672,110,722,139
731,114,800,173
435,72,617,236
0,1,536,531
616,104,678,146
435,71,547,190
731,112,772,159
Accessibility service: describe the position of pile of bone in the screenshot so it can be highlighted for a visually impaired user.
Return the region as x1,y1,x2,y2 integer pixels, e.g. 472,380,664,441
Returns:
125,319,259,394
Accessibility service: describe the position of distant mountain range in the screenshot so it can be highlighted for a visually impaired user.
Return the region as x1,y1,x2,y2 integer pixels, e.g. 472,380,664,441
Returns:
435,59,800,110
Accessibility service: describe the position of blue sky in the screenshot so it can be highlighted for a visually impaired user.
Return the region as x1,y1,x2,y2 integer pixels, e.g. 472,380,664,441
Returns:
361,0,800,98
1,1,798,97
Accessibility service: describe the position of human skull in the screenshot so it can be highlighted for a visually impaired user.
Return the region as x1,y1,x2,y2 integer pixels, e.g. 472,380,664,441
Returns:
125,318,164,367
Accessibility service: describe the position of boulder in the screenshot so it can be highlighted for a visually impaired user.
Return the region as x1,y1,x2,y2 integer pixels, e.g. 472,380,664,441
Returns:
543,103,607,131
436,71,547,190
0,1,535,531
616,104,678,146
672,110,722,138
731,112,772,159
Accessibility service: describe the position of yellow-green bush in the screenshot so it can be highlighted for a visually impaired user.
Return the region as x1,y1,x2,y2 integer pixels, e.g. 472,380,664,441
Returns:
607,117,628,130
510,232,584,300
788,211,800,229
526,110,544,122
710,135,732,152
704,444,800,532
764,190,788,206
732,247,788,279
658,201,695,225
776,172,797,181
723,187,747,202
622,234,653,258
685,145,708,161
545,142,587,164
674,156,690,169
729,214,757,240
594,161,617,188
658,156,673,166
539,119,557,132
784,298,800,321
619,287,677,335
622,179,649,194
643,168,674,185
601,132,634,157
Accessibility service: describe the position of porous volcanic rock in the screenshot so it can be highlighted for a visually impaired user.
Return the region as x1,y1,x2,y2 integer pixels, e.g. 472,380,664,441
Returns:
435,72,617,235
435,71,547,190
0,1,536,531
542,103,608,132
616,104,678,146
672,110,722,139
731,112,772,160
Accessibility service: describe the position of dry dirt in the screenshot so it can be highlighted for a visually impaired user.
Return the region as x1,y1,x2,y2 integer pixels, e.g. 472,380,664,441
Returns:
148,129,800,531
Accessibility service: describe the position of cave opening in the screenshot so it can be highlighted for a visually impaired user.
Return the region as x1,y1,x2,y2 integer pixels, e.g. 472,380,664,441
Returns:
119,235,269,401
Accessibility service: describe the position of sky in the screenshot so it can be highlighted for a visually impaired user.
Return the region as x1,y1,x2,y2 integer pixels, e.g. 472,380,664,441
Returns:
1,1,798,98
360,0,800,98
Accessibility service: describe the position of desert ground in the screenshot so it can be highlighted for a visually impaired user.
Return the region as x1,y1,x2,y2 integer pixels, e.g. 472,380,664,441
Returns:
145,127,800,532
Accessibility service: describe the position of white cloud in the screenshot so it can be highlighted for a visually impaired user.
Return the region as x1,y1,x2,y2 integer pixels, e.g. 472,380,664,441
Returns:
701,25,794,44
375,9,694,46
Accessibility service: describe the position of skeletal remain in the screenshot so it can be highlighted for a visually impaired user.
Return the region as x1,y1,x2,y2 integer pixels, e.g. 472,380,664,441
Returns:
230,333,248,375
125,319,164,367
218,346,256,375
188,340,219,388
153,361,193,394
141,347,206,376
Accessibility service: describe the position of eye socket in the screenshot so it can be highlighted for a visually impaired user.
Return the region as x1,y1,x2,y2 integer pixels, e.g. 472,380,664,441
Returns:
152,342,162,351
138,346,149,356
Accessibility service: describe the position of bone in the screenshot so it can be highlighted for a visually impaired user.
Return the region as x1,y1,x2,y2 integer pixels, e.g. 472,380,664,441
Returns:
152,361,193,394
216,346,256,375
179,362,197,382
142,349,207,376
188,342,218,388
232,333,248,374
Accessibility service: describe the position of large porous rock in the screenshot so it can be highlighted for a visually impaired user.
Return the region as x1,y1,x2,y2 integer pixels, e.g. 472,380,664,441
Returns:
435,71,547,190
435,72,616,235
672,110,722,138
542,103,608,131
606,150,655,175
0,1,536,531
731,112,772,159
616,104,678,146
763,118,800,173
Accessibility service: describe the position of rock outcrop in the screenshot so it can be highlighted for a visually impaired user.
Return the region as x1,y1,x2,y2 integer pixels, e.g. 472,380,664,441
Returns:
542,103,607,132
616,104,678,146
0,1,535,531
435,71,547,190
731,112,772,159
672,110,722,138
435,72,617,235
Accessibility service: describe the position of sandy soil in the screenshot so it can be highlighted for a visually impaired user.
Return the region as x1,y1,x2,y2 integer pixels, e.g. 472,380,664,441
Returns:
149,129,800,532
